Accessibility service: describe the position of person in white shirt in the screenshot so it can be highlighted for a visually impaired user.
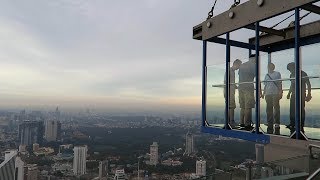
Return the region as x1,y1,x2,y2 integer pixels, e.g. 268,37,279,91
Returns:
262,63,283,135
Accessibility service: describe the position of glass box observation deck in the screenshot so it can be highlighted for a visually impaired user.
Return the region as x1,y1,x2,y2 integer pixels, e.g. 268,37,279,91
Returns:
193,0,320,143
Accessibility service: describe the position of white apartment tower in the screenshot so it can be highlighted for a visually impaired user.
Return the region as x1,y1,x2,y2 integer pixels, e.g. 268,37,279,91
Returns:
73,145,87,176
150,142,158,165
184,132,195,155
196,160,206,177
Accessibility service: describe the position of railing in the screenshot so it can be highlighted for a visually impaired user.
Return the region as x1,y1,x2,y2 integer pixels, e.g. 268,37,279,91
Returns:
307,168,320,180
191,149,320,180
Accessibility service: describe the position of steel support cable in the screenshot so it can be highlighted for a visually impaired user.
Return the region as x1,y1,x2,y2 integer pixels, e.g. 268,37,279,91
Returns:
230,0,240,9
260,10,311,35
207,0,218,20
300,11,312,21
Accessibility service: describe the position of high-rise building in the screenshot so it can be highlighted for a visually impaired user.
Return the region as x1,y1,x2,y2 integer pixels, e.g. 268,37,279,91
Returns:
196,160,206,177
44,120,61,142
99,160,108,179
57,121,62,140
0,150,24,180
18,145,26,153
114,169,126,180
55,106,61,119
150,142,158,165
73,145,87,176
18,121,44,146
18,110,26,121
33,143,40,152
184,132,195,156
15,156,25,180
25,164,39,180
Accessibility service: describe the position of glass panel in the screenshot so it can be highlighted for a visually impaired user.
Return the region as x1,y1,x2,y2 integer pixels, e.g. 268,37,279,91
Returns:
261,49,295,137
206,64,225,128
207,56,261,132
302,43,320,140
236,56,257,131
259,53,271,134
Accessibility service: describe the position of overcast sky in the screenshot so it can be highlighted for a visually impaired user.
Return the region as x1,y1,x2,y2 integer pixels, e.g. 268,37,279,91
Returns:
0,0,318,113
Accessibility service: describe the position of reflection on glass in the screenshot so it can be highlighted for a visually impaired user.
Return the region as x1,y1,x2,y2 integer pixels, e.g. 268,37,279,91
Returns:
206,65,225,128
228,59,242,128
238,56,256,131
302,43,320,140
260,49,295,137
207,57,257,131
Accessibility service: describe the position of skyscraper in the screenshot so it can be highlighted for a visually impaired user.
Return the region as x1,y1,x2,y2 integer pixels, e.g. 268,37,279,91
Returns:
184,132,195,156
18,121,44,146
99,160,108,179
0,150,25,180
73,145,87,176
55,106,61,119
149,142,158,165
196,160,206,177
44,120,61,142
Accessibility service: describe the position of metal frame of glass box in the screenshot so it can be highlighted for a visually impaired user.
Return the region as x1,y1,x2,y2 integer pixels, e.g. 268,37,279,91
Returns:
193,0,320,144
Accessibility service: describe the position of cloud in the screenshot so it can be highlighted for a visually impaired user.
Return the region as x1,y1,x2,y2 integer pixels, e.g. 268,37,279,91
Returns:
0,0,318,113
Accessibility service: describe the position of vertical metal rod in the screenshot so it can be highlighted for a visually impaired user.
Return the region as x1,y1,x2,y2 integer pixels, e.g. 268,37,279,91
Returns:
255,22,260,134
225,33,230,128
202,41,207,127
295,8,301,139
268,52,271,73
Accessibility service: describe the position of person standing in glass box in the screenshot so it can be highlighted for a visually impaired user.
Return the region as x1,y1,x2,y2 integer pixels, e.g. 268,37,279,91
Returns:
286,62,312,134
262,63,283,135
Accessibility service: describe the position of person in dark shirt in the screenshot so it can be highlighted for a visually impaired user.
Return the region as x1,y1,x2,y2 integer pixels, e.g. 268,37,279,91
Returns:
286,62,312,133
224,59,242,127
238,56,257,130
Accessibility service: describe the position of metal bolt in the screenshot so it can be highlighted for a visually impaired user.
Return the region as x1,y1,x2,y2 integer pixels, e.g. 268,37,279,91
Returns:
257,0,264,6
206,22,211,28
229,11,234,19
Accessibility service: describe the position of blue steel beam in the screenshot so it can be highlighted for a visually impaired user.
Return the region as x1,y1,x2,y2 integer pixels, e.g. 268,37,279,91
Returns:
201,126,270,144
202,41,207,127
294,8,301,139
268,35,320,52
225,33,230,129
255,22,261,134
208,37,266,51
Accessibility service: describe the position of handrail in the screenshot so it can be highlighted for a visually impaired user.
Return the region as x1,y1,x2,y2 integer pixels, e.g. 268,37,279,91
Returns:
212,76,320,87
309,144,320,150
307,167,320,180
309,144,320,159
